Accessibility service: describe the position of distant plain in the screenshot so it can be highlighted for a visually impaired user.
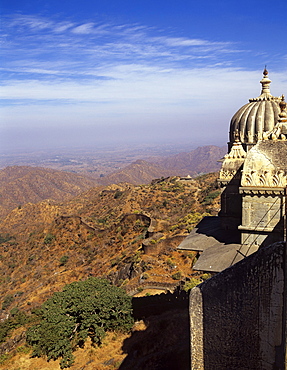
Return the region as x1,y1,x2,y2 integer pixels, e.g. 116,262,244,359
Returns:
0,142,224,178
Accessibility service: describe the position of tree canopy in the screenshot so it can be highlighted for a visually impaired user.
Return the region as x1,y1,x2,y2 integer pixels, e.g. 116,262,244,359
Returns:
26,277,133,368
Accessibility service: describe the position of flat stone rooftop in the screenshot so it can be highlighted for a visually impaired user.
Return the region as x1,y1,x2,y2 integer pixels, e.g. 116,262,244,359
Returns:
177,216,258,273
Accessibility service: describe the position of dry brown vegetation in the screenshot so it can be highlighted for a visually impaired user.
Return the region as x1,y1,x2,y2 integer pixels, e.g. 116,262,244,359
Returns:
0,171,220,369
0,166,99,219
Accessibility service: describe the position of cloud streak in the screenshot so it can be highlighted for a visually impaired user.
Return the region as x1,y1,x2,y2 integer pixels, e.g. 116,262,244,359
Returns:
1,13,287,151
1,14,242,77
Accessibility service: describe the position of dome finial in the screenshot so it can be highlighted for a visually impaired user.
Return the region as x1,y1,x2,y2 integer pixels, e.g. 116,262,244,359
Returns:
279,95,287,121
260,67,272,97
279,94,286,112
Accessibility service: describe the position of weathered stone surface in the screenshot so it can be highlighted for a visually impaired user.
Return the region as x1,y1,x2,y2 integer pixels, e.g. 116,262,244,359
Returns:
177,216,244,272
190,287,204,369
241,141,287,188
193,243,258,272
177,232,220,252
190,242,286,370
239,140,287,247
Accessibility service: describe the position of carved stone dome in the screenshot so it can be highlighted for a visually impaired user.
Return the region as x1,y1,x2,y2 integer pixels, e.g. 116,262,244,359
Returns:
228,69,281,151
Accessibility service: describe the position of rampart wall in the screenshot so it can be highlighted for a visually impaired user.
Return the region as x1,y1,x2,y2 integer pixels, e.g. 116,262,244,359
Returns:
132,287,189,320
190,241,286,370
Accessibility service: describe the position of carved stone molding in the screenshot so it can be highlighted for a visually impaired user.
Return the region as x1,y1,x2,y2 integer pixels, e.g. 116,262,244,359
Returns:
239,186,285,196
241,170,286,188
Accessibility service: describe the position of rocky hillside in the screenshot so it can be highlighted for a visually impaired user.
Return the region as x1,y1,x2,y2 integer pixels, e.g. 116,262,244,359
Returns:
0,173,220,304
154,145,226,176
98,145,226,185
0,172,220,369
96,145,226,185
0,145,225,218
0,162,171,219
97,160,171,186
0,166,99,220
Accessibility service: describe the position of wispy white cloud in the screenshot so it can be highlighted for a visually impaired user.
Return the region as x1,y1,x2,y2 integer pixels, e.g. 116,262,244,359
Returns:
53,22,75,33
71,22,96,34
9,15,53,30
1,14,241,66
154,36,229,47
1,13,287,150
1,14,286,88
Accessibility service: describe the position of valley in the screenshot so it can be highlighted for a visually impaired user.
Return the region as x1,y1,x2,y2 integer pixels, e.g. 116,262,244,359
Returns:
0,145,223,369
0,143,226,179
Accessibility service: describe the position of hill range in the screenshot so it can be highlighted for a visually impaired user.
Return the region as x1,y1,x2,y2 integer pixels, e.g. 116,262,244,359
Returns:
0,145,224,369
0,145,225,218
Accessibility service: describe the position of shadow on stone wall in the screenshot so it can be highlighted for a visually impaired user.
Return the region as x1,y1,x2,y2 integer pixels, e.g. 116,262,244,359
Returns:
132,287,189,319
119,288,190,370
190,241,286,370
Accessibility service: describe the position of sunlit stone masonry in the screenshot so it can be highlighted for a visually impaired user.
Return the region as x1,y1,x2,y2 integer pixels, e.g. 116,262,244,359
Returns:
219,69,287,250
188,70,287,369
178,69,287,273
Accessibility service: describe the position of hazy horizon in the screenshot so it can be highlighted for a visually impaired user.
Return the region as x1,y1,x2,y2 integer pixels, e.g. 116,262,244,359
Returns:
0,121,227,154
1,0,286,154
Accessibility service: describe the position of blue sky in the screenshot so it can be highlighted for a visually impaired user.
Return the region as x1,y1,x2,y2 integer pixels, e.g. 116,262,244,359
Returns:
1,0,287,152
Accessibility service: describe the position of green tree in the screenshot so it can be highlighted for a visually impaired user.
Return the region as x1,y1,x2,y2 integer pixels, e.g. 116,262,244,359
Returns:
59,255,69,266
1,294,14,310
44,233,55,245
171,271,182,280
0,308,33,344
26,277,133,368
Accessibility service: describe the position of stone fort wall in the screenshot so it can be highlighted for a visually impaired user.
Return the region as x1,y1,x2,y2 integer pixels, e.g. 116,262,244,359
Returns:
190,241,286,370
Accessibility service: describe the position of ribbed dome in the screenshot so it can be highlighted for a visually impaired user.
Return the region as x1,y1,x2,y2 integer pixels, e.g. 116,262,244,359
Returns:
229,69,281,150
